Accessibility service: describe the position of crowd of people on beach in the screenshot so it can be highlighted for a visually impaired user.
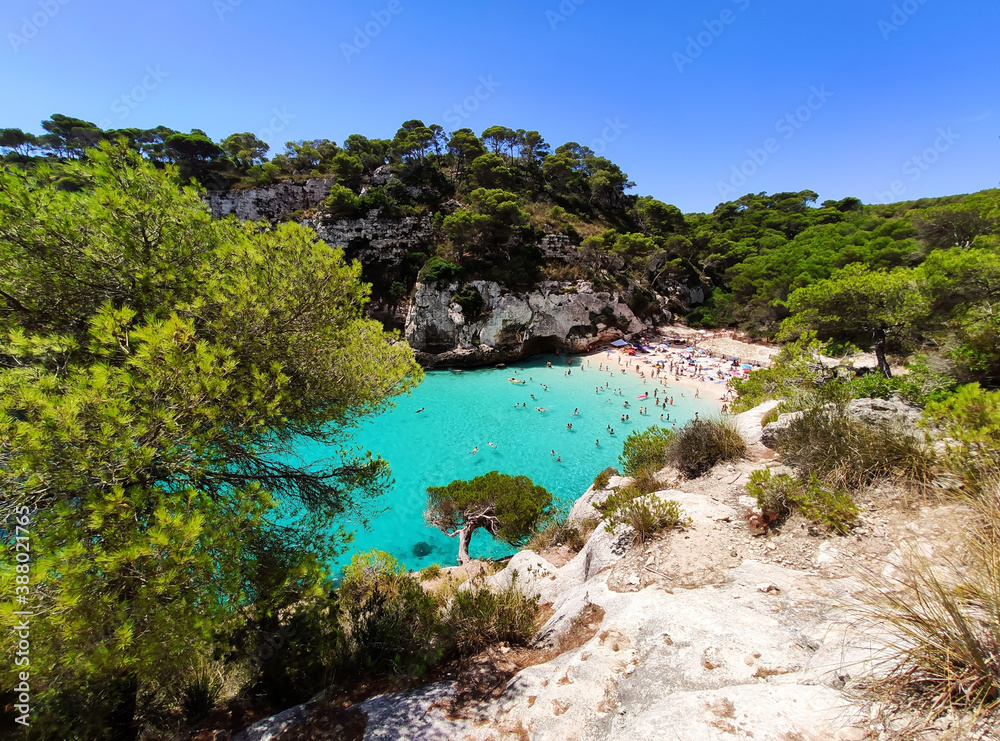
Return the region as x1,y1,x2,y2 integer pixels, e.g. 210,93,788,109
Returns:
422,334,771,464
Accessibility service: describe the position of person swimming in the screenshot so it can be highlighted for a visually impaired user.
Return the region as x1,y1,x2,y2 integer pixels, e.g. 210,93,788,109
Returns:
415,407,425,413
471,447,478,454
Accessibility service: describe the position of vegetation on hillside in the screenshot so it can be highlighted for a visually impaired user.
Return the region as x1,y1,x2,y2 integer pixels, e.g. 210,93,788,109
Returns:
5,117,998,384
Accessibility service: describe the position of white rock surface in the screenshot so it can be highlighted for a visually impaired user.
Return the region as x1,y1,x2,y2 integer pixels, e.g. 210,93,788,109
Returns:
405,280,647,366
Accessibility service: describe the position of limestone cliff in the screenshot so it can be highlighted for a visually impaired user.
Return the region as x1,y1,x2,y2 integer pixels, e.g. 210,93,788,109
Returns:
404,279,648,367
207,179,697,365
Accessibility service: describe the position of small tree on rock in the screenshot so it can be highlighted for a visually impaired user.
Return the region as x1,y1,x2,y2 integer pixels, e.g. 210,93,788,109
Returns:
426,471,553,564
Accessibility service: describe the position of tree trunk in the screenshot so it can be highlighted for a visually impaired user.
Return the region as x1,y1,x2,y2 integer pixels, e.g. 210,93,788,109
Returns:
457,526,473,565
873,328,892,379
108,673,139,741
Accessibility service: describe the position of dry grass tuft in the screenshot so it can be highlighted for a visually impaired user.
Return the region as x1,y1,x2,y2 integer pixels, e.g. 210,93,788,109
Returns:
855,487,1000,737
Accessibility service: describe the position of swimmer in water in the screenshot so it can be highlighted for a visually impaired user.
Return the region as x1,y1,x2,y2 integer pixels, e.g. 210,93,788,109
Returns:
556,456,561,462
471,447,478,454
567,423,573,429
415,407,425,413
488,442,497,448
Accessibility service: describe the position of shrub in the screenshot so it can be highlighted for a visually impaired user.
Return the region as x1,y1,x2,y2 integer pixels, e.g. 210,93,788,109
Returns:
322,183,361,219
776,408,939,493
746,468,797,526
592,466,620,490
666,418,746,479
444,577,538,656
180,668,222,722
747,469,859,534
730,334,829,413
419,564,442,581
451,283,486,319
856,489,1000,736
924,383,1000,490
631,465,663,495
420,257,462,286
619,426,674,477
334,551,443,679
600,488,687,545
526,516,594,553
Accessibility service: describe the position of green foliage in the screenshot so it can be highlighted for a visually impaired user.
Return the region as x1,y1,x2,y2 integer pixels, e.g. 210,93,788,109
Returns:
599,488,688,545
592,466,620,490
443,577,538,655
426,471,554,563
619,426,675,476
729,334,829,412
775,408,939,493
923,384,1000,489
334,551,443,679
451,283,486,319
419,564,442,580
666,418,747,478
0,143,421,737
323,182,361,218
747,469,859,534
181,668,223,722
781,263,928,377
420,256,462,285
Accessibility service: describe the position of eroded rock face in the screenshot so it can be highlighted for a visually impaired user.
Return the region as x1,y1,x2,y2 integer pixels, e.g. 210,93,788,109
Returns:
208,179,335,222
404,280,647,367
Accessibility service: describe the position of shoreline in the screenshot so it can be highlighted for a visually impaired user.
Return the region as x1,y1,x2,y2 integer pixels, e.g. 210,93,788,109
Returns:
577,326,777,415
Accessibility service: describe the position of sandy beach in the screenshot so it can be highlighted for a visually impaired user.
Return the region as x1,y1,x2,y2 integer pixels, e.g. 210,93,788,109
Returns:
577,326,777,415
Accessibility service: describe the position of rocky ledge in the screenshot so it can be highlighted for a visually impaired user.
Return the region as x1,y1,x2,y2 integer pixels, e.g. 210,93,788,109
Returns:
236,401,970,740
405,280,648,368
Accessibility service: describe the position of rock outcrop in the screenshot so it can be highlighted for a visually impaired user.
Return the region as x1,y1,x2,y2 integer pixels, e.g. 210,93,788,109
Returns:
404,280,647,367
208,179,335,222
235,400,972,740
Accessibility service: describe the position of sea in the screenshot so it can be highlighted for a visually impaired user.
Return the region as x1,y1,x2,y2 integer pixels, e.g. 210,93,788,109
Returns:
295,352,720,573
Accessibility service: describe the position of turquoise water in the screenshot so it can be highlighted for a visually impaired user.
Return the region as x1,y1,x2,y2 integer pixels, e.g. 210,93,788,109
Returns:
301,353,720,572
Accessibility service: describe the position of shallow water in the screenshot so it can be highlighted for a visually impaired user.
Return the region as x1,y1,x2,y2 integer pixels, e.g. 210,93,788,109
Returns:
298,352,721,572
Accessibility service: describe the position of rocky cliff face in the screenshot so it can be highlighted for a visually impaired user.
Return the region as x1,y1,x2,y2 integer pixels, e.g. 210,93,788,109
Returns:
404,280,648,367
208,180,699,366
208,179,335,222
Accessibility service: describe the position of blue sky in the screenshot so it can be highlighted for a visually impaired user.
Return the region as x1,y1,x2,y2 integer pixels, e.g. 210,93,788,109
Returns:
2,0,997,212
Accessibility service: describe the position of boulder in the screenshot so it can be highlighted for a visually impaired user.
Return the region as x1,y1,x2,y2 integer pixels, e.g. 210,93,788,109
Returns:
846,396,922,428
760,411,804,449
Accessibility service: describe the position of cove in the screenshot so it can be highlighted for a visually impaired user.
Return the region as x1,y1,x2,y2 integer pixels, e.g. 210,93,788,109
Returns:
297,352,720,572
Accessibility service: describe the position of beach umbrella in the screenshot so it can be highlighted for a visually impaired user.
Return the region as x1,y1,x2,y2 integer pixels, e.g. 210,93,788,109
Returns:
741,364,753,369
